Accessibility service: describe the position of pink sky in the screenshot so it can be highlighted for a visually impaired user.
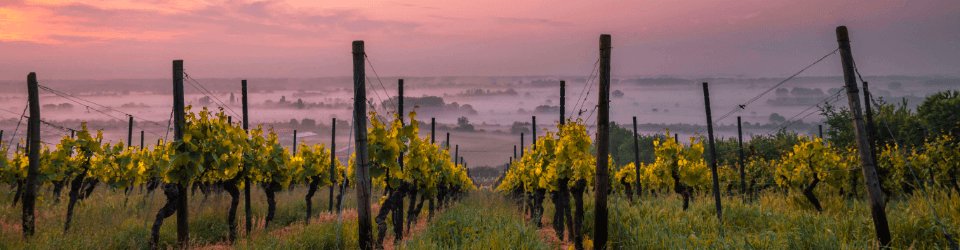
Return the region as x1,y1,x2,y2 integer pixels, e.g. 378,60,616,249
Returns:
0,0,958,80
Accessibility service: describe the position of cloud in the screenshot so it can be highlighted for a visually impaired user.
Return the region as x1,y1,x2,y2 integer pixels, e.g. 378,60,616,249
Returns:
496,17,568,27
1,0,421,45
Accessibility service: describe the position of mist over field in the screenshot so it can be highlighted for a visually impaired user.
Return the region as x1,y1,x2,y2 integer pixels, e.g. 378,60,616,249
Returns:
1,75,955,167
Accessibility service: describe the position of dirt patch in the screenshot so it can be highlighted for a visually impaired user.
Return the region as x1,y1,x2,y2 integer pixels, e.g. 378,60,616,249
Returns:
524,211,571,249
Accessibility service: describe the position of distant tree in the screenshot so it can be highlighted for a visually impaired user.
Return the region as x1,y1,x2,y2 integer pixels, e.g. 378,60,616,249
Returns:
769,113,786,124
511,122,531,134
456,116,475,132
296,98,305,109
301,118,316,129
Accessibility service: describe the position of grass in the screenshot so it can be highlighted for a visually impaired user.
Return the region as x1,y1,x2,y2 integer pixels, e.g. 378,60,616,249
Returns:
241,219,359,249
402,191,552,250
0,184,356,249
2,184,956,249
577,189,960,249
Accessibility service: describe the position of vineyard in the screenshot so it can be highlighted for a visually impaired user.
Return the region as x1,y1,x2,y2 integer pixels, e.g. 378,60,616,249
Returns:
0,26,959,250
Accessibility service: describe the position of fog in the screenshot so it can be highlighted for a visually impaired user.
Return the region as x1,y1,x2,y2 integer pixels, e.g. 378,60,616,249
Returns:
1,75,956,167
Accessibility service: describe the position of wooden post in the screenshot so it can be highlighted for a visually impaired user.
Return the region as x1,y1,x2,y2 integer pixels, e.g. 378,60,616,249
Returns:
818,124,823,139
836,26,891,246
514,145,517,159
532,116,537,149
293,130,298,154
446,132,450,150
242,79,252,235
353,40,373,250
398,79,404,117
399,79,405,169
431,118,436,144
140,131,145,150
594,34,611,249
22,72,40,237
172,60,189,246
560,81,566,125
454,145,459,167
397,78,406,236
520,133,525,158
632,116,641,197
0,130,4,149
329,118,336,211
127,115,134,148
737,116,746,194
674,133,679,144
863,82,878,161
702,82,723,221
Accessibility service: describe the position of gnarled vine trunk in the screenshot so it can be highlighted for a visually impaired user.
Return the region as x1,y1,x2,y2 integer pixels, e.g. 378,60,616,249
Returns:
803,175,823,212
671,167,691,210
532,188,545,228
335,178,347,214
406,185,418,231
224,180,240,242
375,185,406,248
305,176,320,221
623,182,634,202
150,183,180,249
571,179,586,250
263,182,280,228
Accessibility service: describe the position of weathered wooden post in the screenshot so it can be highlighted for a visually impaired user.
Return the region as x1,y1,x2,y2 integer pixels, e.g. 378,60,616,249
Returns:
140,131,145,150
836,25,891,246
127,116,134,148
454,145,459,167
148,60,189,247
633,116,641,198
293,130,298,154
862,81,878,161
397,78,408,239
702,82,723,221
242,79,252,235
520,133,525,158
818,124,823,139
173,61,189,247
532,116,537,149
353,40,374,250
329,118,336,211
737,116,746,194
594,34,611,249
514,145,518,159
560,81,566,125
22,72,40,237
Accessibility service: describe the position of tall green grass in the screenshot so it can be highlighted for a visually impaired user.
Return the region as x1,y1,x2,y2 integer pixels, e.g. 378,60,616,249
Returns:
0,185,356,249
586,190,960,249
402,191,552,250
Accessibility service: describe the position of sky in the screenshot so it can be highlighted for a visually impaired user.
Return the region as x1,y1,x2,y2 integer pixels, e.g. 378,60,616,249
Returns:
0,0,958,80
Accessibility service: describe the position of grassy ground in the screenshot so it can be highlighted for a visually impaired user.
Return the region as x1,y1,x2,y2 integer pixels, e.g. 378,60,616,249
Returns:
402,191,552,249
0,184,356,249
569,189,960,249
3,185,956,249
